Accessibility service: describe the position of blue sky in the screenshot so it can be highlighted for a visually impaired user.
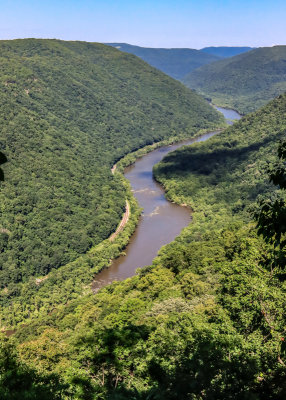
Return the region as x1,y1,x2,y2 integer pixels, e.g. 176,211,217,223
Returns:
0,0,285,48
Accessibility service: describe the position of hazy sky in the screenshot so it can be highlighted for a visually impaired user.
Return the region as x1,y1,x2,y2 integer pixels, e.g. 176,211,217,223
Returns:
0,0,285,48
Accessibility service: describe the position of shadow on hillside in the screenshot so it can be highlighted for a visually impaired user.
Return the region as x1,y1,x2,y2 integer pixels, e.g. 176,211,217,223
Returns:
0,338,68,400
155,135,276,179
69,323,286,400
0,151,7,181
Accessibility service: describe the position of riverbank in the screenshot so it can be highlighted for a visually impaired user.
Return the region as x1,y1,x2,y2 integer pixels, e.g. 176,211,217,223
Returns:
0,174,142,332
210,98,246,116
1,123,228,332
109,200,130,242
92,131,229,290
116,126,226,173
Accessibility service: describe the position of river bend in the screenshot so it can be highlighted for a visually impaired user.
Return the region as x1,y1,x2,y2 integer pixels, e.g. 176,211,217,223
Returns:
92,107,241,290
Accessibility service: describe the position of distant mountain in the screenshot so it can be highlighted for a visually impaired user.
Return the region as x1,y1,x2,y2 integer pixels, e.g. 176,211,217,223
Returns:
184,46,286,114
201,46,254,58
105,43,221,80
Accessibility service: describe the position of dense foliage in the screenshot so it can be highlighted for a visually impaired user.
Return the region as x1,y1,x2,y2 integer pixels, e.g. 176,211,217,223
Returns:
184,46,286,114
200,46,254,58
2,95,286,398
106,43,221,80
0,38,223,290
0,335,67,399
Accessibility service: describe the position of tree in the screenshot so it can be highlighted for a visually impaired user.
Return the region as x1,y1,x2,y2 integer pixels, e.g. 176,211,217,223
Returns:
0,335,67,399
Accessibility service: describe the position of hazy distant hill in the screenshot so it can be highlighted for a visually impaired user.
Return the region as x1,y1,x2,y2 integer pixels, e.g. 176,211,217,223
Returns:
0,39,223,288
201,46,254,58
106,43,221,80
184,46,286,114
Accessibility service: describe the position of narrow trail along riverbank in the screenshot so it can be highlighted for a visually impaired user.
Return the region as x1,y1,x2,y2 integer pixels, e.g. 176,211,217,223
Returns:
109,200,130,241
111,164,117,174
92,106,241,292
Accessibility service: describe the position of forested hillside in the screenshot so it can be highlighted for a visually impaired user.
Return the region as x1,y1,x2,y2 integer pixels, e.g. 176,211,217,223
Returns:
3,95,286,398
184,46,286,114
0,39,223,291
106,43,221,80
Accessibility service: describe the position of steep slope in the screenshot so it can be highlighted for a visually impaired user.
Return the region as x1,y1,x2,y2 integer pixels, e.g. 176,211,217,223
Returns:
201,46,254,58
184,46,286,114
0,39,223,289
7,96,286,398
105,43,221,80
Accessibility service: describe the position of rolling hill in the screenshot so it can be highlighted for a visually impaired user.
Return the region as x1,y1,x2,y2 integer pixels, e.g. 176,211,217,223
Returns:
184,46,286,114
201,46,254,58
105,43,221,80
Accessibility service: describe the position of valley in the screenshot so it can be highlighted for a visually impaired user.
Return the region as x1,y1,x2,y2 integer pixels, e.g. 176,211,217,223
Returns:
0,39,223,292
8,93,285,399
0,37,285,400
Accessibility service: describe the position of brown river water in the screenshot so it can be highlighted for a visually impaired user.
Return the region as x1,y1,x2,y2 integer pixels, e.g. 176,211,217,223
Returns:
92,107,241,291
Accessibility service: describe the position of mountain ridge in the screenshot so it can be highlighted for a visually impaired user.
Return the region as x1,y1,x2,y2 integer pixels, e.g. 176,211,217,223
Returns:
200,46,254,58
184,45,286,114
105,42,221,79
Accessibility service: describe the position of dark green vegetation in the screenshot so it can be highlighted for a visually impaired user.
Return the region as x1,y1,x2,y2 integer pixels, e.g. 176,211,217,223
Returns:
184,46,286,114
0,38,223,292
2,95,286,397
0,152,7,181
253,139,286,267
106,43,221,80
0,336,67,399
201,46,254,58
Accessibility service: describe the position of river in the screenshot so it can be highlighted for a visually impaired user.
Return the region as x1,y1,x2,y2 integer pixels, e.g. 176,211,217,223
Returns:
92,106,241,291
